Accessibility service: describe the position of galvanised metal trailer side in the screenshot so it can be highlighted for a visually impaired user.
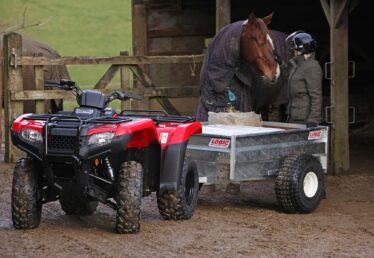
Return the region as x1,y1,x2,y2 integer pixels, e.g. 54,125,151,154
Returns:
187,121,329,213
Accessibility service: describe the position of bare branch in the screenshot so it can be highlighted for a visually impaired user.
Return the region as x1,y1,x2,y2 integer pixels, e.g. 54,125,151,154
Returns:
22,6,28,27
1,7,52,35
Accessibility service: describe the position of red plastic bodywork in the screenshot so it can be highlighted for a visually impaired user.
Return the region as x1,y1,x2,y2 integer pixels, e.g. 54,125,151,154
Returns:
12,114,45,133
12,115,202,150
156,122,202,149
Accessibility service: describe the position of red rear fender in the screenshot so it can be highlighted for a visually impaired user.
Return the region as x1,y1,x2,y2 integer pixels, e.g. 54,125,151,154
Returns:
169,121,202,144
159,121,202,147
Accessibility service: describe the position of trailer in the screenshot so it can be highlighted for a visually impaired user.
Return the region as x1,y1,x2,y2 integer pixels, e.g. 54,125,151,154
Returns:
186,121,329,213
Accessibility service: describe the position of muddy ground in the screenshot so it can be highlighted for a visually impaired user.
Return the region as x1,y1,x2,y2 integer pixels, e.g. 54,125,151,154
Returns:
0,131,373,257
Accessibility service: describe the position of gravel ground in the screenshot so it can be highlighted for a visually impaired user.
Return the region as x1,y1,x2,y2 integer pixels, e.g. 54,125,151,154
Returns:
0,135,373,258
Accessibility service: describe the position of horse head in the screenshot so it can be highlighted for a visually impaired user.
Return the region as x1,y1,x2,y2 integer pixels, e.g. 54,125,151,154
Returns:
241,12,280,84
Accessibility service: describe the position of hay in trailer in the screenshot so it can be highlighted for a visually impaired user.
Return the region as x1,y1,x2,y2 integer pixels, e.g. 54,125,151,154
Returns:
207,111,262,127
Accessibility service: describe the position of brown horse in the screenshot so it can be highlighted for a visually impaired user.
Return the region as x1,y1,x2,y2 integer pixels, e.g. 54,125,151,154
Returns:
196,12,281,121
241,12,280,83
252,29,292,121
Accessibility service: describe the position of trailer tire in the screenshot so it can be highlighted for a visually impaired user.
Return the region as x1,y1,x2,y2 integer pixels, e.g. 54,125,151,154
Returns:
115,161,143,234
11,158,42,229
59,198,98,216
275,154,325,213
157,156,199,220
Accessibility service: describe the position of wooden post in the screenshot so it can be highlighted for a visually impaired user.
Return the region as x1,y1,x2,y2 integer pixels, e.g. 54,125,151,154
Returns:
120,51,132,111
34,53,45,114
216,0,231,32
321,0,350,175
0,49,3,150
132,4,150,110
3,32,24,163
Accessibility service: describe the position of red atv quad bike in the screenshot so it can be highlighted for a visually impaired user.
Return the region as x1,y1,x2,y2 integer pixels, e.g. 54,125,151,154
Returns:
11,79,202,234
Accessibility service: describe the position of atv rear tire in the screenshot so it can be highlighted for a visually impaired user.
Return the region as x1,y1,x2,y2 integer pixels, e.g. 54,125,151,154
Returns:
59,198,98,215
275,154,324,213
115,161,143,234
11,158,42,229
157,156,199,220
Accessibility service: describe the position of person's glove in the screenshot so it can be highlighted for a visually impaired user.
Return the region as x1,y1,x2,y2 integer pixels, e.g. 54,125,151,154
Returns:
306,122,318,128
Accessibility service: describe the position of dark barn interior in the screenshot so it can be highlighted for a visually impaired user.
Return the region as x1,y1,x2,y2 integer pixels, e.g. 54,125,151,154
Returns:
132,0,373,173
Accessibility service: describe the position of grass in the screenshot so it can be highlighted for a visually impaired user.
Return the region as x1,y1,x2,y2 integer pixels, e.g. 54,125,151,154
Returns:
0,0,132,110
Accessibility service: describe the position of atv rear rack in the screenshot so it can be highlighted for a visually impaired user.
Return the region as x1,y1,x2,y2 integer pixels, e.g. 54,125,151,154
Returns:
120,109,196,123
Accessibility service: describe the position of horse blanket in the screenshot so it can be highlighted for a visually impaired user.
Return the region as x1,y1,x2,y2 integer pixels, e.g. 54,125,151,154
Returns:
196,21,254,121
195,21,290,121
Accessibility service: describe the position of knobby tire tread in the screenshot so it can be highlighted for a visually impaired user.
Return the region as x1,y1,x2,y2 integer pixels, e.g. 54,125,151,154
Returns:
116,161,143,234
11,158,42,229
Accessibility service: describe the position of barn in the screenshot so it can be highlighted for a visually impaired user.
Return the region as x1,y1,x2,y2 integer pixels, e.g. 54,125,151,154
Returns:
130,0,373,175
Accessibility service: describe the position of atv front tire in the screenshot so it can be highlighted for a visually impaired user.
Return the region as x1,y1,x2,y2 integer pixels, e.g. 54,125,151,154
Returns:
11,158,42,229
157,156,199,220
59,198,98,215
115,161,143,234
275,154,325,213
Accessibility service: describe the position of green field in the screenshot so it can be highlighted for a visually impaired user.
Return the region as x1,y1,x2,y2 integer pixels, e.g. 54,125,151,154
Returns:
1,0,132,109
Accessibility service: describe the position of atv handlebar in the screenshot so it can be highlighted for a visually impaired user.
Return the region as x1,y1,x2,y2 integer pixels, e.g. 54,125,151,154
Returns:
45,79,83,96
45,79,143,107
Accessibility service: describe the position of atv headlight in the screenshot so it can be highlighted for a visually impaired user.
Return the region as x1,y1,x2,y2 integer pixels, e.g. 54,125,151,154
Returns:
21,128,43,143
88,132,115,146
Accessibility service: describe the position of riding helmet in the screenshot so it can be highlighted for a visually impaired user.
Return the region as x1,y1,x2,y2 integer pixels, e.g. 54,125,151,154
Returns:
286,31,317,54
285,30,304,51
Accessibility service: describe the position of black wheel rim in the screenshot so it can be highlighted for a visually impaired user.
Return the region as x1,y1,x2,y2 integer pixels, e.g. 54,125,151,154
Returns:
185,168,195,206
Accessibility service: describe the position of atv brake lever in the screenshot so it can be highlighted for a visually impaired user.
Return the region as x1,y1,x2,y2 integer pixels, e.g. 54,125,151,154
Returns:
121,91,143,100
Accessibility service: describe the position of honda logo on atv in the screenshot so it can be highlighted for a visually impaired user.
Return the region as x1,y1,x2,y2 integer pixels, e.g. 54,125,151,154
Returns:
308,130,322,140
209,138,230,148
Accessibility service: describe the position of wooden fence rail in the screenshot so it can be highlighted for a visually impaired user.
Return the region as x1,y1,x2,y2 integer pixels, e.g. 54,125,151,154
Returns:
2,32,203,162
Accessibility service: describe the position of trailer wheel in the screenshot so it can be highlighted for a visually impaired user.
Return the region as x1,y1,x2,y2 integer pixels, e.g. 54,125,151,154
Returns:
157,156,199,220
275,154,325,213
115,161,143,234
11,158,42,229
59,198,98,215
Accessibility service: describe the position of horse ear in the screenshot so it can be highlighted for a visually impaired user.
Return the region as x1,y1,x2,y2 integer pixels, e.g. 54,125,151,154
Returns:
248,12,257,25
262,12,274,25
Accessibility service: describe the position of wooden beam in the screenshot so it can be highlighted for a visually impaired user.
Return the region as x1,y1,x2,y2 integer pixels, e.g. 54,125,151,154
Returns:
129,65,180,115
0,49,3,147
133,3,150,110
148,26,212,38
334,0,349,28
94,65,120,89
34,65,45,114
320,0,331,26
12,54,204,66
120,51,131,110
11,87,200,100
216,0,231,33
329,0,350,175
3,32,24,163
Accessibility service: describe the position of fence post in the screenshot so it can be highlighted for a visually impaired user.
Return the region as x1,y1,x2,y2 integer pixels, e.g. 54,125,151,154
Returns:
133,4,150,110
120,51,132,111
3,32,24,163
34,53,45,114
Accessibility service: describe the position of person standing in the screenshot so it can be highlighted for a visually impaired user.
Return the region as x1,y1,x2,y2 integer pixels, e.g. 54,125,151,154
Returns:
285,31,323,127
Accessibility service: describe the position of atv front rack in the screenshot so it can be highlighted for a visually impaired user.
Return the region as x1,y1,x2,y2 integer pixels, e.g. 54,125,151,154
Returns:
24,114,132,124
